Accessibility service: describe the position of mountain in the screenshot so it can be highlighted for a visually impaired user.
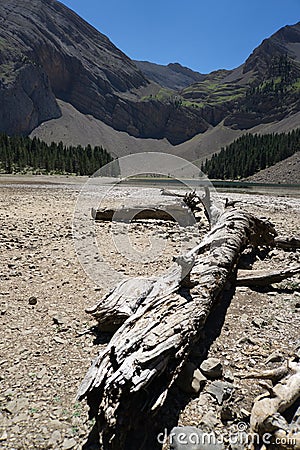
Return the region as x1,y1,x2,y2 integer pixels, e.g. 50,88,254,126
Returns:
134,61,205,90
0,0,299,161
0,0,224,145
0,0,147,135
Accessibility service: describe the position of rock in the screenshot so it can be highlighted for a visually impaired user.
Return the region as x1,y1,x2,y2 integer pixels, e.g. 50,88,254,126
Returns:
62,438,77,449
0,430,8,441
53,336,65,344
176,362,207,394
200,358,223,379
169,426,225,450
0,303,7,315
12,413,28,423
49,430,62,445
252,317,267,328
28,296,37,305
37,367,47,379
240,314,249,323
237,337,258,346
223,369,234,382
5,397,29,414
266,352,284,364
52,314,65,326
206,381,235,405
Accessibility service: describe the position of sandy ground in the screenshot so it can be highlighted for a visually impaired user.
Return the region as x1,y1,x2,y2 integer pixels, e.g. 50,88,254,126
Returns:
0,175,299,450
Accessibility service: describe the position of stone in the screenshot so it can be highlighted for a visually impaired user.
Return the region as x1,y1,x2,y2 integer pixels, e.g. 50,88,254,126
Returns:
0,302,7,315
206,381,235,405
252,317,267,328
169,426,225,450
237,337,258,346
223,369,234,382
52,314,65,325
49,430,62,444
28,296,37,305
0,430,8,441
176,362,207,394
200,358,223,379
12,413,28,423
5,398,28,414
62,438,77,449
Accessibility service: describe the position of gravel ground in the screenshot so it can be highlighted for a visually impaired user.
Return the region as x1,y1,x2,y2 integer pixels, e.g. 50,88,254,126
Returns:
0,176,299,450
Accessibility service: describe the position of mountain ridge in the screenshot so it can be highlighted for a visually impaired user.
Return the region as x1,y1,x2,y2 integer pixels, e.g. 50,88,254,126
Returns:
133,60,205,90
0,0,299,160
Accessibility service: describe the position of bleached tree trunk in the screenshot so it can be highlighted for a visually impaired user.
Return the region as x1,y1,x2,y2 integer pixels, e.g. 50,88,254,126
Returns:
78,205,277,449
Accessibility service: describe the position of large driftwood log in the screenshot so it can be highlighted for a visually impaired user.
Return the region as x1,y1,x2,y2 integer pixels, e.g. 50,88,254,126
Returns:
92,189,219,226
91,202,195,224
249,360,300,449
78,205,277,449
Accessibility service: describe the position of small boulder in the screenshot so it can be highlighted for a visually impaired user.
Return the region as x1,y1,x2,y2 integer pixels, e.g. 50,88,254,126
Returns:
200,358,223,379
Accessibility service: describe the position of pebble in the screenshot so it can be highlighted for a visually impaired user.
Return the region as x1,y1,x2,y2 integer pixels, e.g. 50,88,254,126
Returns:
62,437,77,449
28,296,37,305
49,430,62,444
252,317,267,328
52,314,65,325
0,430,8,441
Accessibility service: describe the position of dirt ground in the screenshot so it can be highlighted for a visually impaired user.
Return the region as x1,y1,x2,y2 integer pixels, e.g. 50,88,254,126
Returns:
0,175,299,450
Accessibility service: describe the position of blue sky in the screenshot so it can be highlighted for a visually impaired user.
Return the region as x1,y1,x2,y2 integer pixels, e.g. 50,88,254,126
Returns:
60,0,299,73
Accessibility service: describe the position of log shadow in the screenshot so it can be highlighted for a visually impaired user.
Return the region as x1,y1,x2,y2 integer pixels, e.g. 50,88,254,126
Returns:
146,286,236,449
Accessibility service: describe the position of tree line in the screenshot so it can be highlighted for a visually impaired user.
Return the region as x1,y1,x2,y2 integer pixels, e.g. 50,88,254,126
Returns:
201,129,300,180
0,133,113,175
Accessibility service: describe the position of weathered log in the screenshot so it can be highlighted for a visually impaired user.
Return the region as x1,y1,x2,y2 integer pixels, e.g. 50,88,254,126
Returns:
91,202,195,225
237,266,300,287
249,360,300,449
77,207,276,449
